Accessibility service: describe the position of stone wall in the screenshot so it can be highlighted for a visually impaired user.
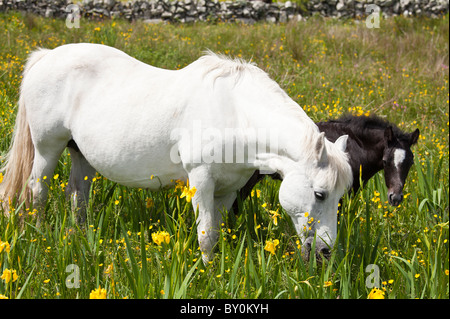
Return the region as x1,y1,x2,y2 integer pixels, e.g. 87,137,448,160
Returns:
0,0,448,23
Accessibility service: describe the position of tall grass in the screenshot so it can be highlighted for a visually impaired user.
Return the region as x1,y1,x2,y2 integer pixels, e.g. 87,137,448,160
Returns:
0,12,448,299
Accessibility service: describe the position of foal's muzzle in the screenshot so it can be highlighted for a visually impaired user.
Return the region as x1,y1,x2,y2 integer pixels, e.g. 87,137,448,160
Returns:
388,192,403,206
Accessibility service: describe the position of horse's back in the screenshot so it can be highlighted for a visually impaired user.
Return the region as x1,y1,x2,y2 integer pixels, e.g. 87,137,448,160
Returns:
22,43,183,135
20,44,190,186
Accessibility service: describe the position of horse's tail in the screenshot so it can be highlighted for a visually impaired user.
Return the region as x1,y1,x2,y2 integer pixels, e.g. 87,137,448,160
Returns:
0,48,49,209
0,95,34,208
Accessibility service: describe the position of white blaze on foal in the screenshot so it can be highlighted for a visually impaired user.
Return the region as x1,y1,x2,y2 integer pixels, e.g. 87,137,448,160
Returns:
393,149,406,169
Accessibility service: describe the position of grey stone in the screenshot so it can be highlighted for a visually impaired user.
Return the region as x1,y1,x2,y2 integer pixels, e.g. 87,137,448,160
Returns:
0,0,447,23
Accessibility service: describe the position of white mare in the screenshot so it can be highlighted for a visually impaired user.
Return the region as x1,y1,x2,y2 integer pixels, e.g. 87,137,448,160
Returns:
0,44,352,261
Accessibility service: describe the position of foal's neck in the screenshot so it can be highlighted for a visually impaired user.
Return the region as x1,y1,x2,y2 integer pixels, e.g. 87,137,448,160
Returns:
360,128,385,173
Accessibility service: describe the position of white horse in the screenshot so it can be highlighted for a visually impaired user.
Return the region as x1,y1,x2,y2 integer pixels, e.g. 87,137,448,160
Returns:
0,44,352,261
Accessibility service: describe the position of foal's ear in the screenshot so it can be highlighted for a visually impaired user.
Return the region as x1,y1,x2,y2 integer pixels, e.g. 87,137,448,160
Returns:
384,126,396,146
409,128,420,146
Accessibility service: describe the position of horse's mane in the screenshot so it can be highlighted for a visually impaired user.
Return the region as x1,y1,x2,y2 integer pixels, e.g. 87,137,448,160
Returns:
187,52,353,192
191,50,259,83
191,51,314,124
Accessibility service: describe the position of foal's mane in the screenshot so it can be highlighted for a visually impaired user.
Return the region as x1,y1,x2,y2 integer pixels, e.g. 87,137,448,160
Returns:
329,114,411,143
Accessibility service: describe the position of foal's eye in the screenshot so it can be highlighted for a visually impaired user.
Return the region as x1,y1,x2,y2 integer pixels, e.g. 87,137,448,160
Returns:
314,191,326,201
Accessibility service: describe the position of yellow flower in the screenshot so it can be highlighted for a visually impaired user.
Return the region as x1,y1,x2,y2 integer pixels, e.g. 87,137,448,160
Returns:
0,294,8,299
268,209,281,226
174,179,185,191
251,189,261,198
264,239,279,255
180,179,197,203
323,281,333,288
1,269,18,284
415,273,420,279
146,197,154,209
104,263,113,275
0,172,3,184
89,286,107,299
43,279,50,283
368,287,385,299
151,231,170,246
0,240,11,254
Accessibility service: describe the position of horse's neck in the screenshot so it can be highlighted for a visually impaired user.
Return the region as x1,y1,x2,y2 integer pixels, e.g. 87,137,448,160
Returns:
251,105,319,162
355,128,385,176
214,68,319,162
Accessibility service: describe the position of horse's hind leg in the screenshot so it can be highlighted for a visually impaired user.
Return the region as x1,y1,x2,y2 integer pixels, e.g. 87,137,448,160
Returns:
28,144,66,224
67,145,96,224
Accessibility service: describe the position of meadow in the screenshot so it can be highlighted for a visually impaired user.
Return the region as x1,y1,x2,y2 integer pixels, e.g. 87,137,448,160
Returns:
0,11,448,299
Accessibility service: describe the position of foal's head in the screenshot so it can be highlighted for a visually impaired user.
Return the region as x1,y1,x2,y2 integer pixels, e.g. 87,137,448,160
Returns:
382,126,420,206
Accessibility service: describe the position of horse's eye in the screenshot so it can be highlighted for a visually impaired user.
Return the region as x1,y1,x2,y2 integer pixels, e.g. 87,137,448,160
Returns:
314,191,326,201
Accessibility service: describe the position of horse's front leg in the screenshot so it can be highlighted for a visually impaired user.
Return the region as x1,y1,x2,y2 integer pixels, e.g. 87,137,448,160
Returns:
188,167,221,264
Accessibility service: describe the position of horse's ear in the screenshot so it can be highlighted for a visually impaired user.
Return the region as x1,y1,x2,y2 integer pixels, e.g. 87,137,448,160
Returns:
316,132,328,166
335,135,348,152
384,126,396,146
409,128,420,145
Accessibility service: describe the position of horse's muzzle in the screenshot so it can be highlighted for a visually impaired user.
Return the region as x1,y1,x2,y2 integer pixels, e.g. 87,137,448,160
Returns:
301,237,331,261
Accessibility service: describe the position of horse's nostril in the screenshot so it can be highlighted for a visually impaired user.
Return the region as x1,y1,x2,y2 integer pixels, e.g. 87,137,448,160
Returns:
320,247,330,256
389,193,395,202
389,192,403,206
317,246,331,260
305,241,312,251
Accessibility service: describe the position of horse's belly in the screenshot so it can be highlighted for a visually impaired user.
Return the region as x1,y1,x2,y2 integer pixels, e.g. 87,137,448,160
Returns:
76,130,187,189
88,152,187,190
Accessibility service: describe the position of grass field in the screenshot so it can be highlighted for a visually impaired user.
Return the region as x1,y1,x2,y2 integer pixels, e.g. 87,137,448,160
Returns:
0,11,448,299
